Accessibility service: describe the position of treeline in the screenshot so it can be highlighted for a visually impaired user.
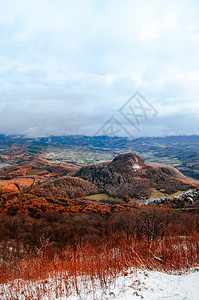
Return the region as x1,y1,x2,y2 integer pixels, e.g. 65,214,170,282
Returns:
33,176,98,199
0,207,198,249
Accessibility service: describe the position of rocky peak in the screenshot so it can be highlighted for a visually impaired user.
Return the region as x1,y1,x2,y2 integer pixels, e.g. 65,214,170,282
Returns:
112,152,145,166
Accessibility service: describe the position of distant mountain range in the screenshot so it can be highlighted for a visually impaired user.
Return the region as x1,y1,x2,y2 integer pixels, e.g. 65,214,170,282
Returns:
0,134,199,179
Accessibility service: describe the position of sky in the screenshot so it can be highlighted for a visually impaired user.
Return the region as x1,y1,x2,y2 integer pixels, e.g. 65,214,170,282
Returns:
0,0,199,138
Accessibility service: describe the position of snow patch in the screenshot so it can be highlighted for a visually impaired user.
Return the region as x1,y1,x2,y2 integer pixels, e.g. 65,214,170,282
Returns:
1,269,199,299
132,164,141,170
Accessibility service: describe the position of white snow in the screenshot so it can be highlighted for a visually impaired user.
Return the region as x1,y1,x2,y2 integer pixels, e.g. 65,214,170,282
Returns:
132,164,141,170
1,269,199,299
66,269,199,300
105,269,199,300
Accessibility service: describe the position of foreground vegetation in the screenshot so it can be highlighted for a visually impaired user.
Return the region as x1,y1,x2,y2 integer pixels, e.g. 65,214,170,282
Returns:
0,139,198,298
0,207,198,299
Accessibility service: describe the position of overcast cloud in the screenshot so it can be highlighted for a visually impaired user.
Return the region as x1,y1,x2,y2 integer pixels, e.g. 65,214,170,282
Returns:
0,0,199,137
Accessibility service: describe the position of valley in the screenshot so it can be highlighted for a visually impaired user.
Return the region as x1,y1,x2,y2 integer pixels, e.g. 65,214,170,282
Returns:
0,134,198,216
0,134,198,299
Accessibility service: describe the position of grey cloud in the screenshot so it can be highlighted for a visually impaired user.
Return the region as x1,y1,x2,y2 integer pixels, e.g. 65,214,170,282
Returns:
0,0,199,137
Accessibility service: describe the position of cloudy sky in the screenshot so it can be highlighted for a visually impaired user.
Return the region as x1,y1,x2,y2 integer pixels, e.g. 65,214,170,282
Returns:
0,0,199,137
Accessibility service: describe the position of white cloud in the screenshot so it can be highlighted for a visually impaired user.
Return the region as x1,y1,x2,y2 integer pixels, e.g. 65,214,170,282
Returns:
0,0,199,137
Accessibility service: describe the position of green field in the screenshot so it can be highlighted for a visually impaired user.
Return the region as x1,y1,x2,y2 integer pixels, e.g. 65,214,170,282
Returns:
83,193,124,203
150,189,184,199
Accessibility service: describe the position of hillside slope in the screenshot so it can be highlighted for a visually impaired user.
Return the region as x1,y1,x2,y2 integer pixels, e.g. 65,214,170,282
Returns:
75,152,197,197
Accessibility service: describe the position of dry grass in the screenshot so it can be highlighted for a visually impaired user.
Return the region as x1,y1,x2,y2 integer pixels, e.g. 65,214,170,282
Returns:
150,188,184,199
0,231,198,299
0,207,198,299
83,193,123,202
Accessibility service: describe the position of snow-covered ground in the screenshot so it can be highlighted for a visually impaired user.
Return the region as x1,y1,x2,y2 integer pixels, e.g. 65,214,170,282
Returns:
67,269,199,300
1,269,199,300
